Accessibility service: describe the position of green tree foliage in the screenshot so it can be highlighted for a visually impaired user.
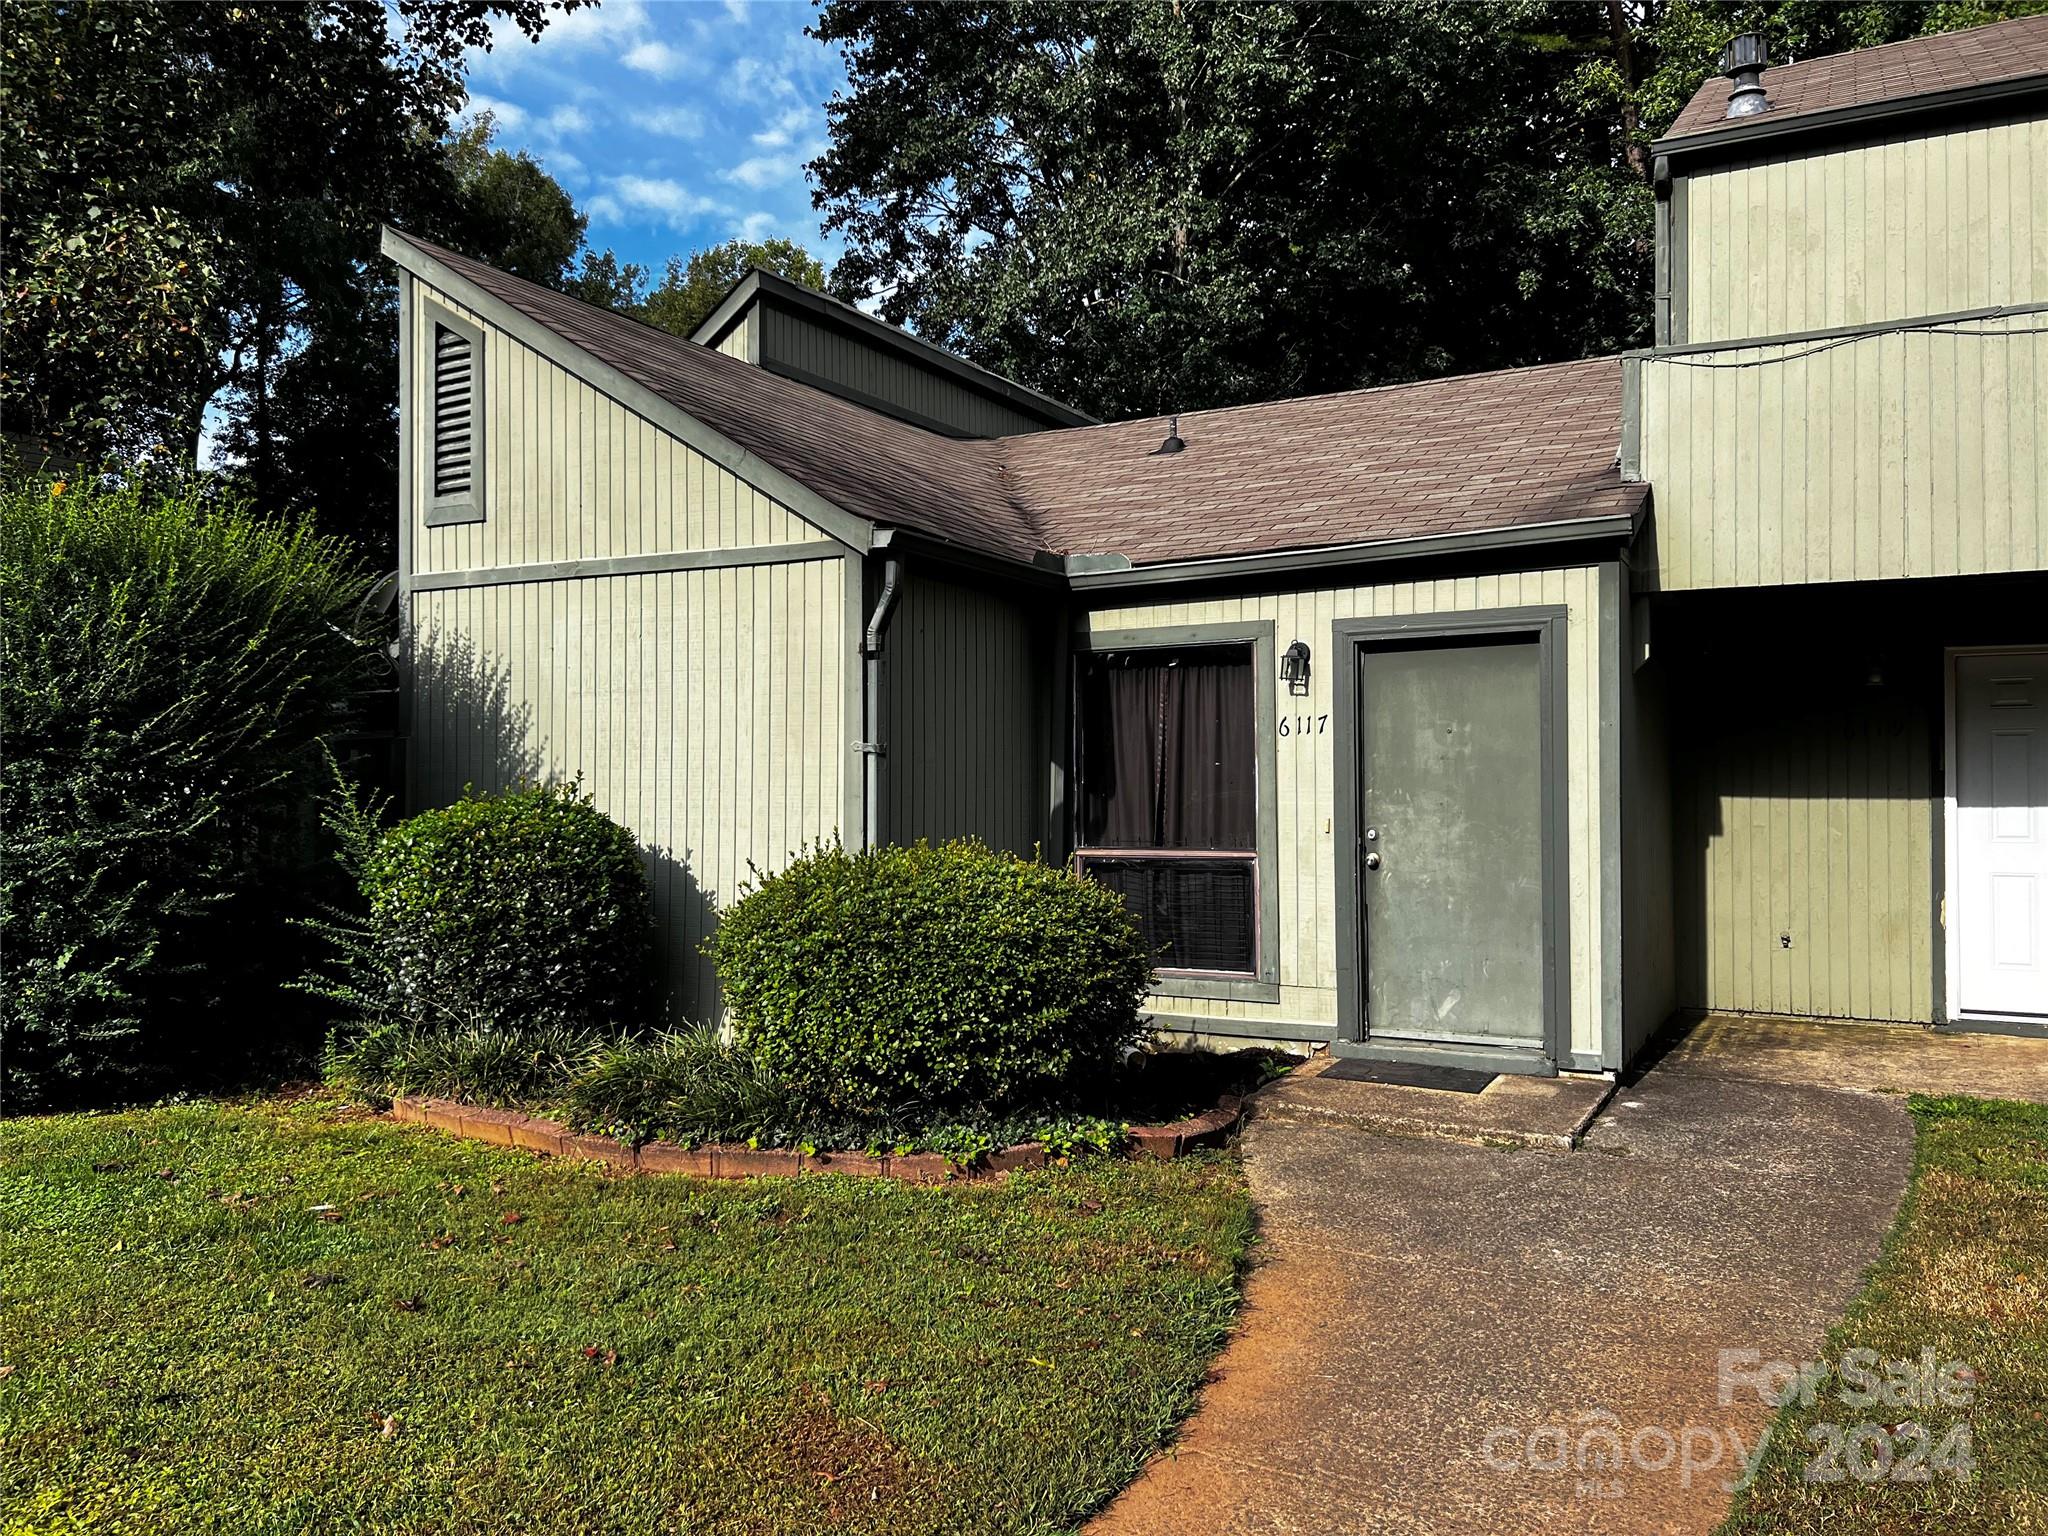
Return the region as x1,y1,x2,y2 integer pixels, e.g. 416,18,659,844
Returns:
808,0,2043,419
565,237,832,338
638,239,829,338
0,475,379,1112
714,840,1155,1118
0,0,583,553
444,113,589,288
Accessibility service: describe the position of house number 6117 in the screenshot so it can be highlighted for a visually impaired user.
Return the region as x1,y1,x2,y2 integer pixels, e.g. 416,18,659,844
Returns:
1278,715,1328,737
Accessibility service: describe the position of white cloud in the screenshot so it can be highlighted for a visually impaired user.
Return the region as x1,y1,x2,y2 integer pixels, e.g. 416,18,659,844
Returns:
723,0,750,22
750,105,811,149
543,103,592,137
723,153,798,191
632,105,705,138
730,55,798,103
737,210,778,241
545,148,586,181
602,174,725,230
623,38,685,78
462,90,528,131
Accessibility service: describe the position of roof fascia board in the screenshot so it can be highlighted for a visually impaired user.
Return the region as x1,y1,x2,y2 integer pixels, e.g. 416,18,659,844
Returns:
1654,74,2048,168
708,266,1097,428
1066,512,1640,592
380,228,874,555
690,270,763,352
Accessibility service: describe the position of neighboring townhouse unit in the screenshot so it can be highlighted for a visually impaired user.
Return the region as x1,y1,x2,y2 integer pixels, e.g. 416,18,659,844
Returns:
383,16,2048,1072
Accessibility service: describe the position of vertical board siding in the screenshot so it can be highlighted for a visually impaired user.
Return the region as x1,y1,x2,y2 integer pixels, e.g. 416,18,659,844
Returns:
1638,314,2046,590
761,304,1052,439
406,559,847,1021
406,283,819,575
713,316,752,361
1670,673,1935,1023
1082,567,1609,1061
884,571,1049,853
1682,113,2046,342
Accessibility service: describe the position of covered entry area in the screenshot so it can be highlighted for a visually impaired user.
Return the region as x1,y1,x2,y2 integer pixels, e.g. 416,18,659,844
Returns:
1650,573,2048,1035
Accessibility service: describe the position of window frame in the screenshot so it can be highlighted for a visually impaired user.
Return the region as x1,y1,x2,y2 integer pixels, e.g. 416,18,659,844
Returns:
1070,621,1281,1003
423,303,486,528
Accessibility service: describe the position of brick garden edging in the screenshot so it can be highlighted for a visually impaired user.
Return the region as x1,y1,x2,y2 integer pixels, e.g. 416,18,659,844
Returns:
384,1092,1245,1185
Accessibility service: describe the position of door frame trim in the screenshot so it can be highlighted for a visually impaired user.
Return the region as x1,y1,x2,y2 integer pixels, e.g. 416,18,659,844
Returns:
1942,644,2048,1026
1330,607,1572,1072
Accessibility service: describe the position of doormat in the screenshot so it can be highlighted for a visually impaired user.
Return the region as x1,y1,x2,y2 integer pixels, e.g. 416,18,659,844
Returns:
1320,1059,1498,1095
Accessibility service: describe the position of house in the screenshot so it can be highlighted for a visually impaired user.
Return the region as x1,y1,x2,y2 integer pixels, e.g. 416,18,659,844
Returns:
381,16,2048,1075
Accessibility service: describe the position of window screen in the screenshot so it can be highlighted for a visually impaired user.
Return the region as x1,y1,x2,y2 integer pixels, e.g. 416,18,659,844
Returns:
1074,644,1259,977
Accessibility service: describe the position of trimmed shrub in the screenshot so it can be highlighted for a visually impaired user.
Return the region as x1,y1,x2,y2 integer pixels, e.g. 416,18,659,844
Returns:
358,782,657,1035
713,839,1155,1116
0,475,377,1112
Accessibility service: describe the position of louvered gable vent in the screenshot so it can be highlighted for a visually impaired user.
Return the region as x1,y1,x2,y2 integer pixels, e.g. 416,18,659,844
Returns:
433,322,475,499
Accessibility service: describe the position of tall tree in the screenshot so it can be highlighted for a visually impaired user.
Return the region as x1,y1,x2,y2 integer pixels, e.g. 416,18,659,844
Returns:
808,1,2041,420
0,0,583,554
638,239,830,338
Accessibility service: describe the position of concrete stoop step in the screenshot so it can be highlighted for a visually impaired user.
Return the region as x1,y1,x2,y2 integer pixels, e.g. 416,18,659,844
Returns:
1250,1060,1615,1149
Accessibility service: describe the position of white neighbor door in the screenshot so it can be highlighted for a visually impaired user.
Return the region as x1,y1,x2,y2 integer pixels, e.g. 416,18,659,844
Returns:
1955,651,2048,1019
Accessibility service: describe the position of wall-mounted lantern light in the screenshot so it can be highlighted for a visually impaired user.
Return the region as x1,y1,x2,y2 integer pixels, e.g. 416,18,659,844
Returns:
1281,640,1311,696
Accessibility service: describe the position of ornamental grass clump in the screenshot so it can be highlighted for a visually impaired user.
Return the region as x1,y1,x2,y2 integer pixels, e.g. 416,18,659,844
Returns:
712,839,1156,1118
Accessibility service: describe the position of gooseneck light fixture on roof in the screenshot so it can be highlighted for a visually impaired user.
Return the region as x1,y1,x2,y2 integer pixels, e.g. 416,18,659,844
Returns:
1281,640,1311,696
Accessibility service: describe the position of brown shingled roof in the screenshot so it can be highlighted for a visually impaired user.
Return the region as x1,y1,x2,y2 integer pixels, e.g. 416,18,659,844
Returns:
389,229,1638,572
999,360,1637,566
394,232,1043,561
1664,15,2048,142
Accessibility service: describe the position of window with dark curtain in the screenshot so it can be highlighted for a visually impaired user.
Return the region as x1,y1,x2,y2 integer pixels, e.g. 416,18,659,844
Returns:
1074,645,1258,976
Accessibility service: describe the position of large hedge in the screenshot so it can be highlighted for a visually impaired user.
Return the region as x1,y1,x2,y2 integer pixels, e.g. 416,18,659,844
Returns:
0,475,377,1111
714,840,1155,1116
357,782,657,1036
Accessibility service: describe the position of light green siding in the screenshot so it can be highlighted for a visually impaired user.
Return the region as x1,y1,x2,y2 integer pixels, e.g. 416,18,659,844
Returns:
759,303,1053,439
408,561,848,1021
1082,566,1613,1063
1679,113,2047,344
399,274,855,1022
713,314,753,361
1633,312,2047,590
406,282,820,577
884,570,1052,853
1669,667,1936,1024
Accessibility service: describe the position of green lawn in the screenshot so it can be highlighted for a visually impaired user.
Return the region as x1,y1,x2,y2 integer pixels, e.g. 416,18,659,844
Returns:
0,1094,1253,1535
1721,1095,2048,1536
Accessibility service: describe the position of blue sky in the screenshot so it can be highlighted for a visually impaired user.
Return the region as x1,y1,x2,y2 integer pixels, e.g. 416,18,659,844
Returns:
462,0,850,280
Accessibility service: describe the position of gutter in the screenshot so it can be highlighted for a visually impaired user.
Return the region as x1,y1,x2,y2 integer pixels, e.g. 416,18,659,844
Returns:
859,530,904,848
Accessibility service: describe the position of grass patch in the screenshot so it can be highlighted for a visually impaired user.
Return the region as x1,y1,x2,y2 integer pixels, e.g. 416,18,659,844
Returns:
1720,1095,2048,1535
0,1094,1254,1535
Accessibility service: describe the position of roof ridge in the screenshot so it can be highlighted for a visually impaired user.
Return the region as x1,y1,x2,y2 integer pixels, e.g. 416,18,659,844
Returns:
1000,354,1616,443
1771,12,2047,74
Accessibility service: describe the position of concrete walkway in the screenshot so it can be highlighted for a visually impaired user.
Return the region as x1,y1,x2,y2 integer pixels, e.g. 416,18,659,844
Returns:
1087,1036,1968,1536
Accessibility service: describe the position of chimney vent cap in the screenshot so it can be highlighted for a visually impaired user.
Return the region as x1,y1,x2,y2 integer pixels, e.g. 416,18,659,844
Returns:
1720,32,1771,118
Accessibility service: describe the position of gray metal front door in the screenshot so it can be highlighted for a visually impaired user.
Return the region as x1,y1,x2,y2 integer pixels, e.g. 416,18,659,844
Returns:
1358,637,1545,1047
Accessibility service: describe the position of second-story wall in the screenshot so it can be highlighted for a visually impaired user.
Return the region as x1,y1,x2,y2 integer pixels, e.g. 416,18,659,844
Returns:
1673,109,2046,345
1631,309,2045,590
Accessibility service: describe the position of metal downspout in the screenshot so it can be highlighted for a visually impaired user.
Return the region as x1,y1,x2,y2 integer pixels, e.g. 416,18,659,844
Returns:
860,535,903,848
